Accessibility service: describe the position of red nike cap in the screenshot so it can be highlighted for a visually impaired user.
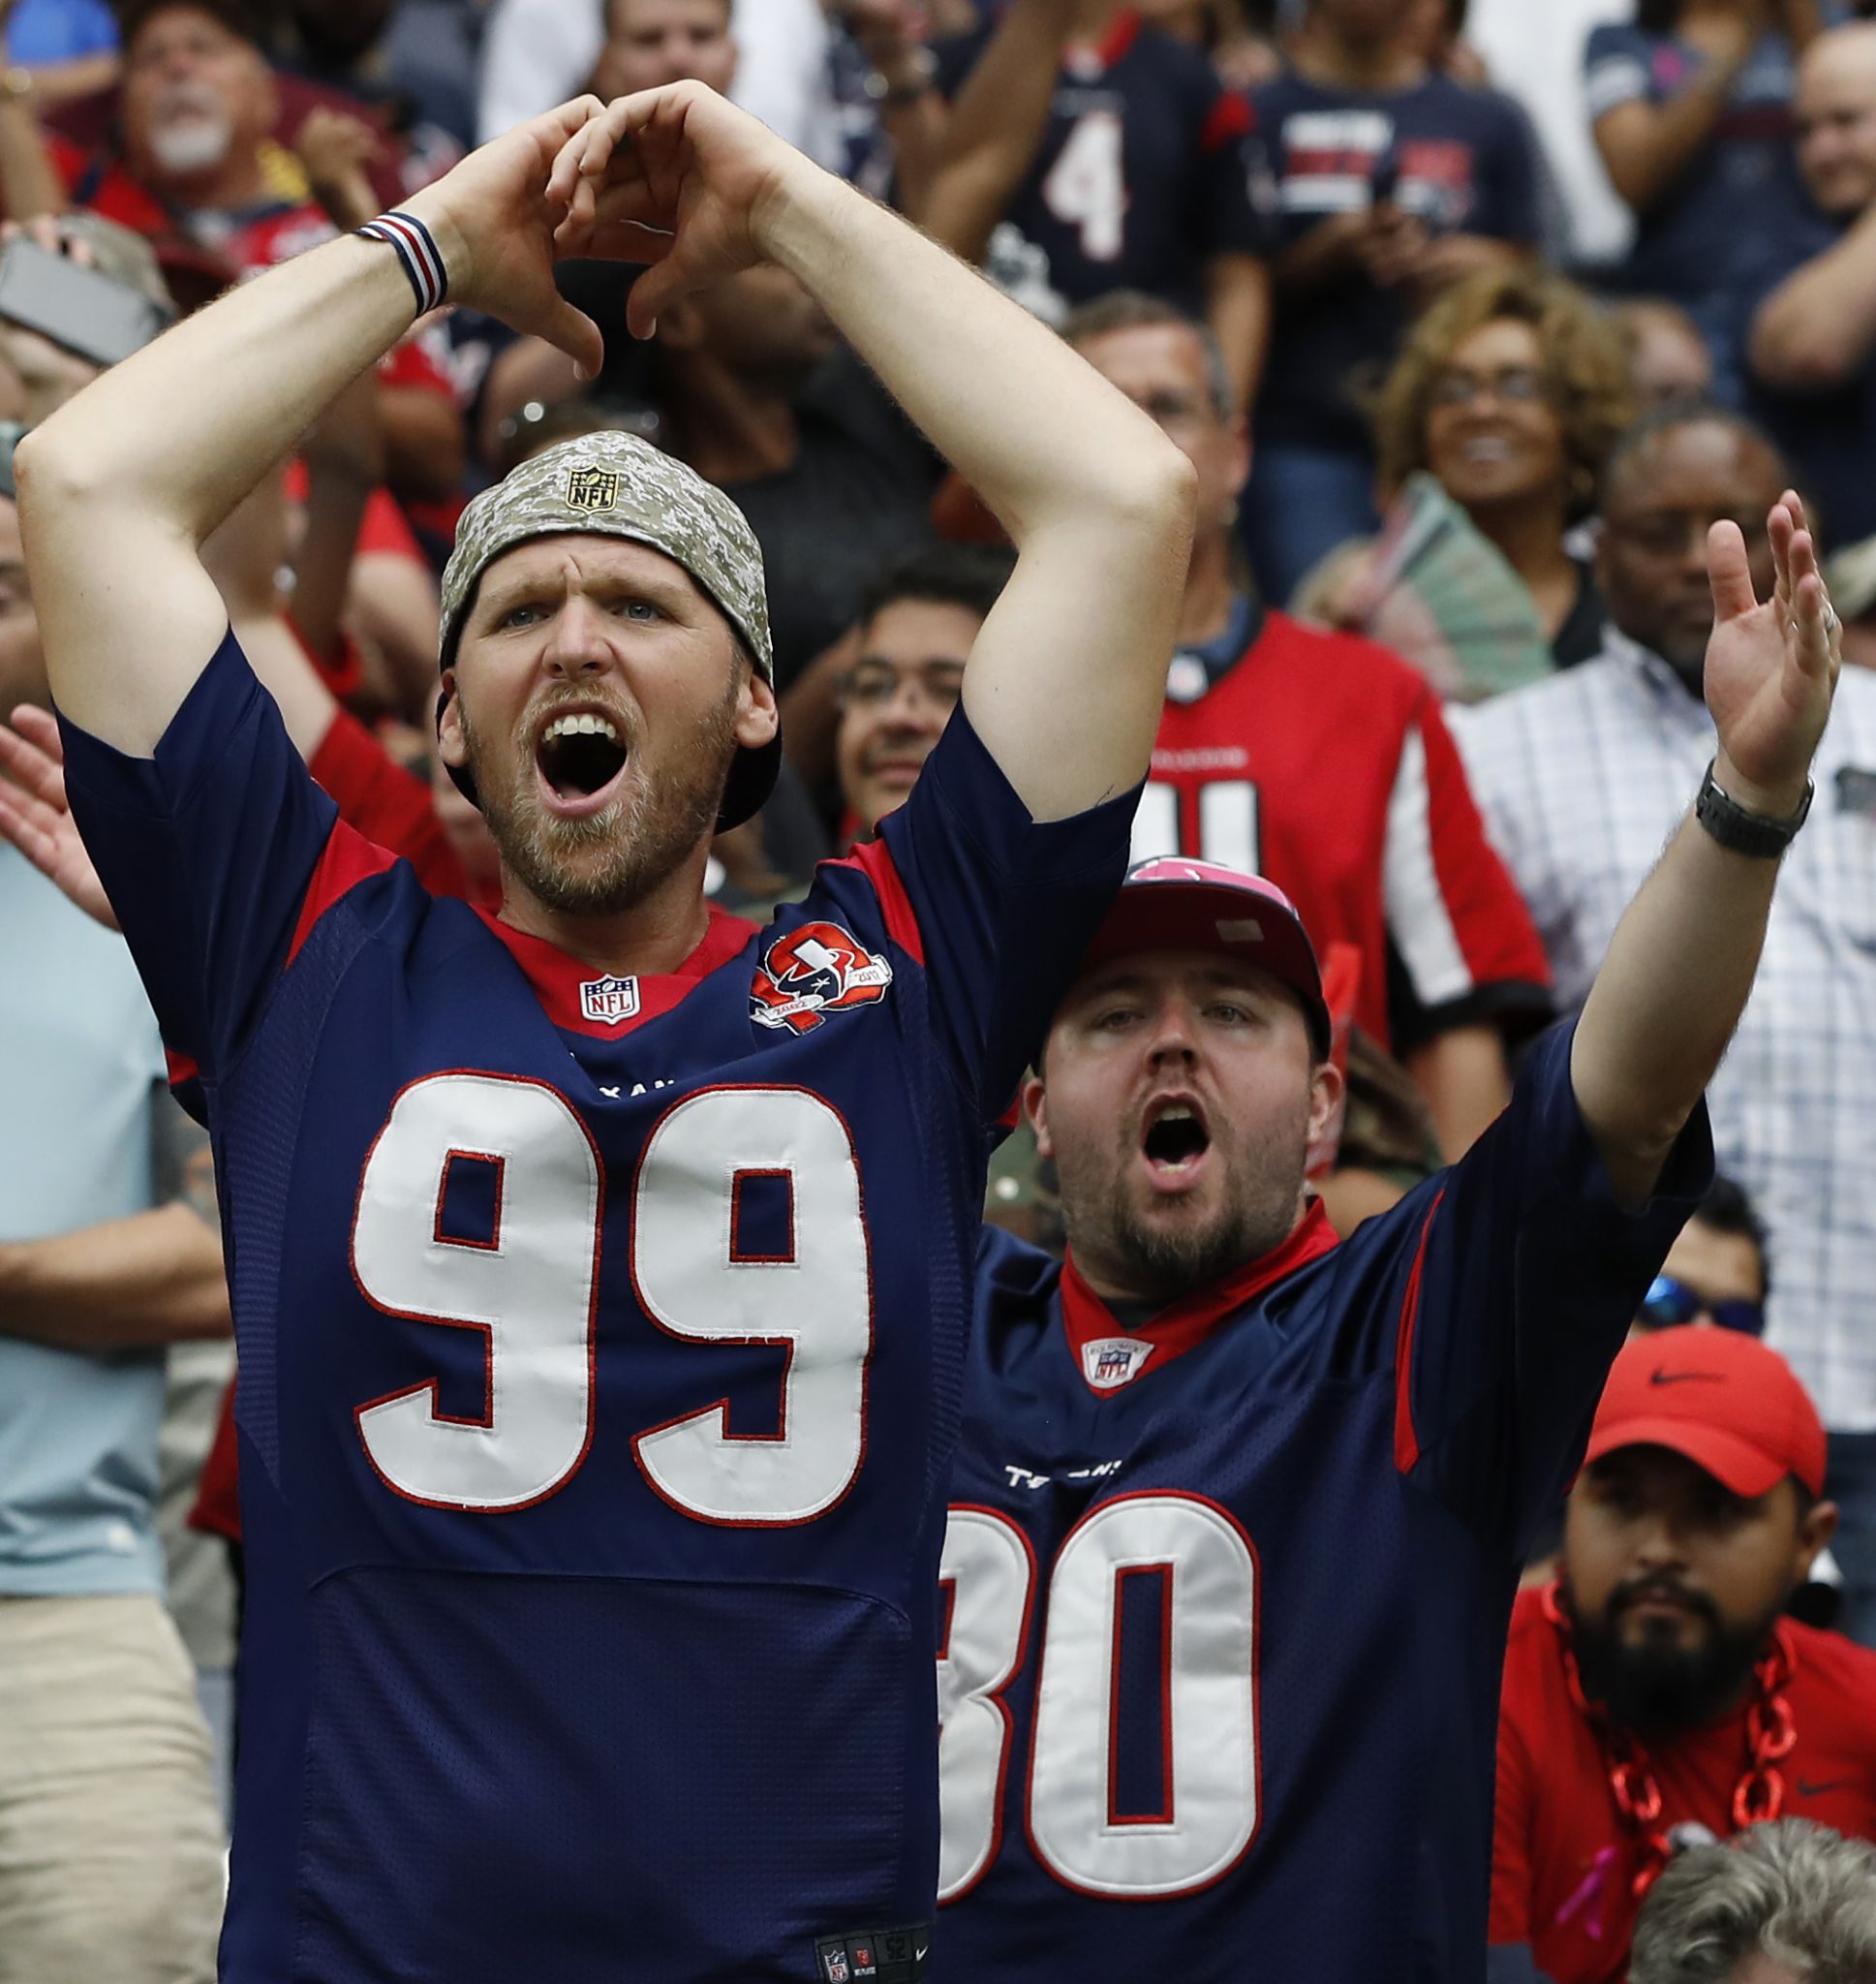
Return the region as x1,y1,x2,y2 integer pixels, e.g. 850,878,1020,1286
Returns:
1077,858,1332,1059
1584,1325,1828,1500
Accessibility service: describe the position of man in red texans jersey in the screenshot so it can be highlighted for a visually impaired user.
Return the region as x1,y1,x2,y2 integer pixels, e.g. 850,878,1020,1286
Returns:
933,478,1844,1981
1066,288,1552,1159
18,78,1195,1984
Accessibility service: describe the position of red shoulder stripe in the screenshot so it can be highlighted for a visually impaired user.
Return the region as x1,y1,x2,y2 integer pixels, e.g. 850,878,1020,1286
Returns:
1393,1188,1446,1475
828,838,926,967
287,819,399,969
1202,91,1253,152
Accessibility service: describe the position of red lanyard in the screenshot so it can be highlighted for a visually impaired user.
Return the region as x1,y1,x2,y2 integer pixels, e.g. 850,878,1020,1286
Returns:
1542,1582,1797,1936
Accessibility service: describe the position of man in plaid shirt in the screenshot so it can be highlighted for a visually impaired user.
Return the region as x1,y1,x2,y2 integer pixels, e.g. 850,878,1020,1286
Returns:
1457,402,1876,1647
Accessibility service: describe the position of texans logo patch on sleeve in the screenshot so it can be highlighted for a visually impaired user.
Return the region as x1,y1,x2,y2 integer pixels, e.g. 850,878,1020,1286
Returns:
751,921,893,1035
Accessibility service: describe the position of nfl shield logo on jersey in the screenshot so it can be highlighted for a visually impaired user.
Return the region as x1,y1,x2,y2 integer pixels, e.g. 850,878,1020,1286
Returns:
578,974,640,1026
751,922,893,1035
1082,1336,1154,1391
821,1951,850,1984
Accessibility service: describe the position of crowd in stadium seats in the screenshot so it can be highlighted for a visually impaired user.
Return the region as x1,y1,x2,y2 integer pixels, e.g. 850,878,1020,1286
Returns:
4,4,1876,1981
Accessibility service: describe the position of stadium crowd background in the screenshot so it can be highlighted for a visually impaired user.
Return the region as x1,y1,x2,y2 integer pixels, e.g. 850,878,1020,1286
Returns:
6,0,1876,1979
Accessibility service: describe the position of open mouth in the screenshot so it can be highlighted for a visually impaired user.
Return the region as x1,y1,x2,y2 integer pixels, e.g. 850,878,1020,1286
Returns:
536,711,630,815
1141,1097,1211,1179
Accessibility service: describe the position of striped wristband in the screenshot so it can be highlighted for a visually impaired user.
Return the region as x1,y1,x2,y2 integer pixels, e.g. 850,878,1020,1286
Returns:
357,209,448,316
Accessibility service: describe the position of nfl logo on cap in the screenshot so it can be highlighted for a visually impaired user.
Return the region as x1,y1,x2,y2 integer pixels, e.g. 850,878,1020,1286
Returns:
579,975,640,1026
565,464,619,512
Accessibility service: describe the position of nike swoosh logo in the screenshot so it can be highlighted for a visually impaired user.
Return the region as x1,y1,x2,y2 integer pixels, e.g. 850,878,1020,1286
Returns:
914,1946,929,1963
1649,1370,1727,1385
1799,1777,1855,1797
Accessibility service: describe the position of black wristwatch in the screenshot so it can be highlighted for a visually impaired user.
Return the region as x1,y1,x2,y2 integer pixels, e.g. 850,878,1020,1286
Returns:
1694,759,1814,858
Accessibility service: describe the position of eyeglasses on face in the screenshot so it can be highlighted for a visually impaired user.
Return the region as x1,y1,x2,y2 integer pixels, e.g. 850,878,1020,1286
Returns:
1428,364,1551,410
840,661,966,714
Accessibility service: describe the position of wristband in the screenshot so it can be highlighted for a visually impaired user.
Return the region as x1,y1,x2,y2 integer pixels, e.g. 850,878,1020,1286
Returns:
357,210,448,317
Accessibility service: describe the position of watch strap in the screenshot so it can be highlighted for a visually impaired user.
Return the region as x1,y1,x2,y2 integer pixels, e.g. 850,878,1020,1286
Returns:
1694,759,1813,858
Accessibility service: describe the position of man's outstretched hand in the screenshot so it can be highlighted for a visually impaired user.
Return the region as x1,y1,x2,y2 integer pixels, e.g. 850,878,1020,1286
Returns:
0,705,115,930
546,81,811,340
1705,490,1841,817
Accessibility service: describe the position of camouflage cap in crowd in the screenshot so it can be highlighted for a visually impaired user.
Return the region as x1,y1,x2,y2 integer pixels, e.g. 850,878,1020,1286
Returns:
437,431,781,830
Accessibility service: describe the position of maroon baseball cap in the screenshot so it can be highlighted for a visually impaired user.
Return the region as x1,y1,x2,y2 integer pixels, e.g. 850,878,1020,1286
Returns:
1077,857,1332,1059
1584,1325,1828,1500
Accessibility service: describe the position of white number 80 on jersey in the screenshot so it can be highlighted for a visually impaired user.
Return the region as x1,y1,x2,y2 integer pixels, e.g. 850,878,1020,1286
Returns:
938,1494,1260,1903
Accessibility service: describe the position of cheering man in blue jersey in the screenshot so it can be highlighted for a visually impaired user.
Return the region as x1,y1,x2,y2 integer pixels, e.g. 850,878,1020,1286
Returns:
15,83,1194,1984
934,481,1841,1981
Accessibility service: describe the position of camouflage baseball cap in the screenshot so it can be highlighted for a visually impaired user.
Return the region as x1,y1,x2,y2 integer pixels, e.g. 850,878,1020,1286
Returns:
438,432,781,830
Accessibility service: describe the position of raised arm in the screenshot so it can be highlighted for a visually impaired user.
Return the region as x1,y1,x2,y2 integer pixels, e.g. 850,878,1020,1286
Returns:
1591,15,1755,216
1571,493,1838,1204
922,0,1075,264
1748,205,1876,389
558,83,1195,820
17,98,616,756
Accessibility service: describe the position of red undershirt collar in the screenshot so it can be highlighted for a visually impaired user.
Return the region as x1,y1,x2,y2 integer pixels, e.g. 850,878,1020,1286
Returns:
474,900,758,1038
1061,1199,1339,1393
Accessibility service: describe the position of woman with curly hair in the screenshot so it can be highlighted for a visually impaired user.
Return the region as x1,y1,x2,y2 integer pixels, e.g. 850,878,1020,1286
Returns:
1306,267,1638,687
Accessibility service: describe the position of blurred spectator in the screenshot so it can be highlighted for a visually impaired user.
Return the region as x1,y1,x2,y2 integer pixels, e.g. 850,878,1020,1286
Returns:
1628,1819,1876,1984
1491,1331,1876,1984
1246,0,1541,598
1632,1174,1769,1340
1403,0,1491,82
269,0,467,188
924,0,1270,407
1317,264,1635,672
1470,0,1635,271
592,0,738,97
1615,293,1717,403
0,427,226,1980
1455,403,1876,1649
831,541,1013,844
820,0,949,214
0,212,173,423
1072,291,1553,1155
648,268,938,690
1585,0,1823,370
1741,21,1876,555
1162,0,1285,91
49,0,334,268
476,0,838,158
0,0,121,108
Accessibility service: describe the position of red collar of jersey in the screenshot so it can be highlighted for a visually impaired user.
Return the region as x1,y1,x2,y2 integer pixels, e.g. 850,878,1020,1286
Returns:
1060,1199,1338,1393
474,900,758,1038
1069,8,1141,71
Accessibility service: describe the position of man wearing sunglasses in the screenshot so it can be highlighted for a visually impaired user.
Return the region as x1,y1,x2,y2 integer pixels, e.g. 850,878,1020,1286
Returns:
1632,1175,1768,1340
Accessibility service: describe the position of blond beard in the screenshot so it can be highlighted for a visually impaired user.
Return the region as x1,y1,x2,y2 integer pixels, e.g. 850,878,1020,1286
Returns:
460,673,742,917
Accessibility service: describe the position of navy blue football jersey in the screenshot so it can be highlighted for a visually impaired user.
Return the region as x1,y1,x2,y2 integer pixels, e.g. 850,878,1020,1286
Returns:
57,630,1136,1984
933,14,1270,322
931,1024,1711,1982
